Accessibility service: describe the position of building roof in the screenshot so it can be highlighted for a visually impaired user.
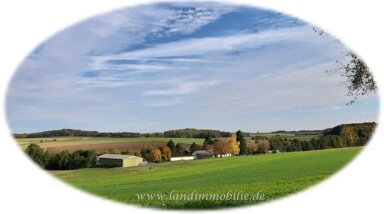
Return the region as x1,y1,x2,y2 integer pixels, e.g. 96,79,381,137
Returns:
192,150,213,156
98,154,142,160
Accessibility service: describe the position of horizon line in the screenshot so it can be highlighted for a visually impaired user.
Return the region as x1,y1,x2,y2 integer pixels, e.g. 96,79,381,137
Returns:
12,121,376,135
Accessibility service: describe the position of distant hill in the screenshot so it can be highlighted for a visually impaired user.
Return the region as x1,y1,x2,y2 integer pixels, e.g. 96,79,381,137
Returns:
13,122,376,140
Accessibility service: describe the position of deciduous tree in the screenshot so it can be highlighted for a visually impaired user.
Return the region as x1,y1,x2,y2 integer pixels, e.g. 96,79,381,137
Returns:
213,141,230,155
228,137,240,155
159,146,172,161
256,140,270,154
314,27,377,104
149,149,162,163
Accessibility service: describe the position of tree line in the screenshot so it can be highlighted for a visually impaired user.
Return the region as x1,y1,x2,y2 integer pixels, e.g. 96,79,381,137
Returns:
24,122,375,169
26,144,97,170
14,128,231,139
269,135,365,153
139,121,376,163
164,128,231,138
269,123,375,152
323,122,375,143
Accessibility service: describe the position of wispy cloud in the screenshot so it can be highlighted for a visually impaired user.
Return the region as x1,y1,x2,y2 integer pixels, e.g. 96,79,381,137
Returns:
96,26,309,61
143,80,220,96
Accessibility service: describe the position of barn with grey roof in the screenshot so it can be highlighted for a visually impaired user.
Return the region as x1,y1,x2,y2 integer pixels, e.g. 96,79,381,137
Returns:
97,154,143,167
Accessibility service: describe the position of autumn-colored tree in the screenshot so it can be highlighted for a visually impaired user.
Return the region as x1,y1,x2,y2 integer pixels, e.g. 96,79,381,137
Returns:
228,137,240,155
256,140,270,154
149,149,162,163
159,146,172,161
213,141,230,155
247,142,258,155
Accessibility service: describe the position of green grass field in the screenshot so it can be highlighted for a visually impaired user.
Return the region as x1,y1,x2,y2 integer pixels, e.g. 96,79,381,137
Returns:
53,147,361,209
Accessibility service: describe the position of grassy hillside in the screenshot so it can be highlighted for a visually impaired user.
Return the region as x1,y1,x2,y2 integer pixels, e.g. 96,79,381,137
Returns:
54,147,361,209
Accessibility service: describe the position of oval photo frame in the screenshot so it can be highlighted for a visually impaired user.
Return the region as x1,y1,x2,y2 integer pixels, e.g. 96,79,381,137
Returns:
6,1,379,210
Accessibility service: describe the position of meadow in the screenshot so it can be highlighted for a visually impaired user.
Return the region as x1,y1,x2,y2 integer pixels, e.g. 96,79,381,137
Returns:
53,147,361,209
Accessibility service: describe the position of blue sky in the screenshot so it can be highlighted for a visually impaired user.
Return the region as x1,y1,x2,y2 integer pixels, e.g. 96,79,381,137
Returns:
6,2,379,133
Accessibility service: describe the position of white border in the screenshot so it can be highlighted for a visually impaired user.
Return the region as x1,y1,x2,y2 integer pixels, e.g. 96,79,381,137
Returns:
0,1,383,214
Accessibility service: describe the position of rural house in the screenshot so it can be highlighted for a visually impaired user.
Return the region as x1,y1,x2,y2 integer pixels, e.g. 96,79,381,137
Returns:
192,150,215,159
97,154,143,167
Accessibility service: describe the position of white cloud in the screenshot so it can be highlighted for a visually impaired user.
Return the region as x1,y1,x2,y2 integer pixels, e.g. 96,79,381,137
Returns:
89,63,175,72
157,6,227,35
143,80,219,96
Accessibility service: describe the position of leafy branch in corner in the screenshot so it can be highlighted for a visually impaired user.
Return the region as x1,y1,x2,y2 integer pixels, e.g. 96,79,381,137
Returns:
313,27,377,105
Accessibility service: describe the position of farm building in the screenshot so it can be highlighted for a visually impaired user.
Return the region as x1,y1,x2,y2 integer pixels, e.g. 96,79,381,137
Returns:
170,156,194,162
192,150,215,159
97,154,143,167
